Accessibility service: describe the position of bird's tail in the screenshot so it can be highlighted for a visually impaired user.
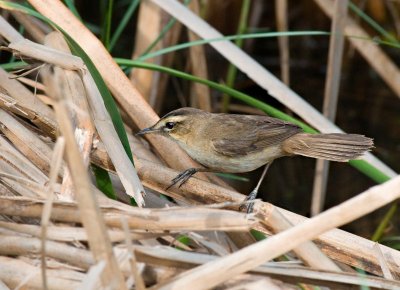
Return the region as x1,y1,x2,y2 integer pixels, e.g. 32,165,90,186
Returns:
282,133,373,162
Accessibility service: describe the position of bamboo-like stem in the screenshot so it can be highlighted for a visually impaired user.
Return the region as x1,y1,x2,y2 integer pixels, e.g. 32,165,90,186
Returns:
188,0,211,112
221,0,251,113
275,0,290,85
314,0,400,98
311,0,348,216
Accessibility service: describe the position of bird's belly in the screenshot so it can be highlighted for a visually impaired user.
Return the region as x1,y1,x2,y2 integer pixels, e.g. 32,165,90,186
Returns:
179,142,283,173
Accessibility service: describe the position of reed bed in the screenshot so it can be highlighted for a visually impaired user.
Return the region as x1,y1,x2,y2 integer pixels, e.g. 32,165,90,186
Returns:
0,1,399,289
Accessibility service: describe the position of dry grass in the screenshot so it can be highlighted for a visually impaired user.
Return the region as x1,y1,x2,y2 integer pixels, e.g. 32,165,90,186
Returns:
0,1,399,289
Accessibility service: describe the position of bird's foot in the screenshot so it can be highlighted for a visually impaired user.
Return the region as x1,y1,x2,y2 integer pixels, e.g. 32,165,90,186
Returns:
239,189,258,213
166,168,198,190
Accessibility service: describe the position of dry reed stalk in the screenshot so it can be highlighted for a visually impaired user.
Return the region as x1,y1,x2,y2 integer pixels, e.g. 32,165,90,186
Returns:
264,208,340,271
5,34,145,205
81,72,145,205
131,158,400,276
181,232,223,255
386,1,400,37
128,134,164,165
228,279,284,290
314,0,400,99
130,0,163,107
49,75,127,288
188,0,211,112
0,68,56,134
10,11,48,43
9,39,84,70
0,171,43,198
150,0,396,178
155,175,400,290
85,145,382,271
7,75,46,91
40,137,65,289
121,218,146,290
134,245,400,289
0,108,54,175
76,261,105,290
0,135,47,186
311,0,348,216
0,15,24,41
43,31,96,199
0,196,256,232
86,151,398,275
0,220,154,242
145,13,183,113
373,243,394,280
27,0,202,173
0,279,10,290
0,256,81,290
0,234,94,269
275,0,290,85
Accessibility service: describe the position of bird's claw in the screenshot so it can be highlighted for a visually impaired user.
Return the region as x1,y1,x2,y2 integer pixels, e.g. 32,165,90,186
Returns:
166,168,197,190
239,189,258,213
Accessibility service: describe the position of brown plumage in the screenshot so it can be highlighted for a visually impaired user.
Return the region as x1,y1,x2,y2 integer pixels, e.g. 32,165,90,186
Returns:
137,107,373,211
283,133,373,162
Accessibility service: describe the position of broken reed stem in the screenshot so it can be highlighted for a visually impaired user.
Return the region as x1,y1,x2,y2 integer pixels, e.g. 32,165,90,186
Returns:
157,175,400,290
51,88,127,289
40,137,65,290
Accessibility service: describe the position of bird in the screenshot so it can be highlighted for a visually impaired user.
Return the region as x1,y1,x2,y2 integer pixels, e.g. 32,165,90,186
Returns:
137,107,373,212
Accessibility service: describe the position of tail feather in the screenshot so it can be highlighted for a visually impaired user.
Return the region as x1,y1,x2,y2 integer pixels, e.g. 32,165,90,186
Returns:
282,133,373,162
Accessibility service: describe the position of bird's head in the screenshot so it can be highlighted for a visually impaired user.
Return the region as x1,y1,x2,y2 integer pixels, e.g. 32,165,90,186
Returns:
137,107,206,142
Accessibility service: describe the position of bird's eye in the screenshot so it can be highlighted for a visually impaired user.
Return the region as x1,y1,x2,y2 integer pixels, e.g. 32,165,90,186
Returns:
165,122,175,130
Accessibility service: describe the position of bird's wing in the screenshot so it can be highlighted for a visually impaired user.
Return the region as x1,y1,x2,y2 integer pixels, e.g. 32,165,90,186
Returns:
211,115,301,157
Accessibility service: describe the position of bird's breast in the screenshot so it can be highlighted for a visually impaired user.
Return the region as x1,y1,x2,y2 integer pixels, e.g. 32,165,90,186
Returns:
175,139,283,173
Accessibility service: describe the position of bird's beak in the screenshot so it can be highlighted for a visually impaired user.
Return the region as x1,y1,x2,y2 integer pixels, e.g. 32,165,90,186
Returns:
136,126,160,136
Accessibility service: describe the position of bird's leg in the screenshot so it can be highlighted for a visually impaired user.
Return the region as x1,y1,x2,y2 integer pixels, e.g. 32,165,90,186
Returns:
240,162,272,213
167,168,209,190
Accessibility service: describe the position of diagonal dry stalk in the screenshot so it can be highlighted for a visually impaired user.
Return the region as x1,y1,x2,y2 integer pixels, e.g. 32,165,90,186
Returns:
134,245,400,289
0,2,398,289
314,0,400,99
5,36,145,205
27,0,202,173
155,174,400,290
150,0,396,178
128,158,400,277
0,67,56,134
